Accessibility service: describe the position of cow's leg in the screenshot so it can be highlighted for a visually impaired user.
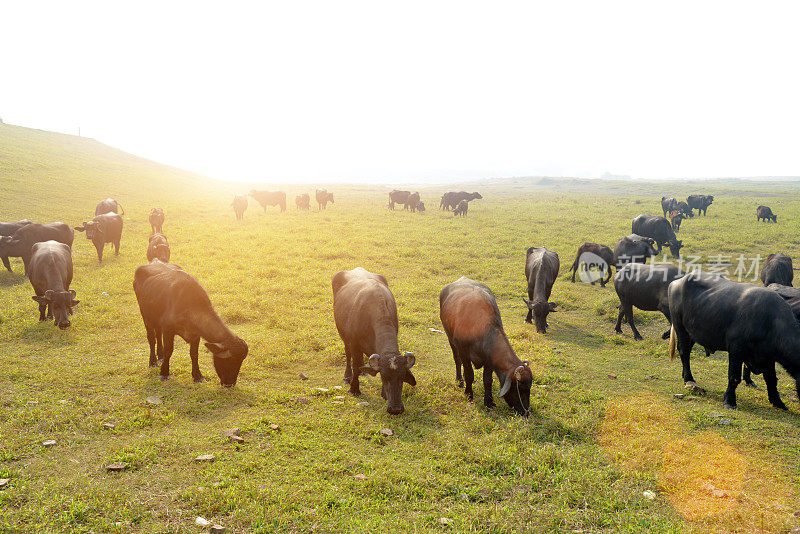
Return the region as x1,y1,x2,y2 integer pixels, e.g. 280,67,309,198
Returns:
189,338,204,382
46,303,53,319
723,351,743,409
623,304,642,340
675,328,699,390
343,345,354,384
743,364,757,388
659,307,672,339
482,362,495,408
114,239,120,255
147,328,158,367
96,243,103,263
160,331,175,380
525,293,533,324
614,305,625,334
348,351,363,396
762,362,787,409
155,328,164,363
1,256,10,272
600,266,611,287
451,341,464,388
463,358,475,401
38,301,47,321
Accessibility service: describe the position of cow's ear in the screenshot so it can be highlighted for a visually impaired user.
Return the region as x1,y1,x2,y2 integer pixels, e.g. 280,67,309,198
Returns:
403,352,415,368
403,370,416,386
548,302,558,312
32,295,48,304
205,342,231,358
74,225,86,232
522,299,533,309
368,354,380,370
359,365,379,376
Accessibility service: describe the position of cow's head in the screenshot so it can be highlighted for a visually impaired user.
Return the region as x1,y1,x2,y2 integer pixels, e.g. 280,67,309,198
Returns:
417,201,426,212
471,192,483,200
206,336,248,387
523,299,557,333
74,220,102,240
360,352,416,415
328,193,335,203
498,361,533,416
32,289,79,329
668,240,683,258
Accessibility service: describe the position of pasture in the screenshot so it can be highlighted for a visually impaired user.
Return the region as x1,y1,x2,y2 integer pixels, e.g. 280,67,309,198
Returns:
1,123,799,533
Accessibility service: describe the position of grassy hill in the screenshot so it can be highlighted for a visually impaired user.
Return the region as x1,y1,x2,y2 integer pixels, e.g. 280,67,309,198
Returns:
0,123,799,533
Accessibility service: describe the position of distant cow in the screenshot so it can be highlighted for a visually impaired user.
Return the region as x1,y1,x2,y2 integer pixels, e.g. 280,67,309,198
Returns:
661,196,678,217
388,190,411,210
631,214,683,257
315,189,334,210
414,201,426,213
670,211,685,231
332,267,416,415
668,273,800,410
295,194,311,210
74,212,123,262
0,222,74,274
757,205,777,222
440,277,533,415
676,200,693,218
440,191,483,211
761,253,793,286
249,190,287,212
569,242,614,287
147,233,171,263
95,198,125,216
0,219,32,271
28,241,78,329
613,234,657,269
614,263,683,340
405,192,421,211
231,195,247,220
687,194,713,216
133,261,248,385
149,207,165,234
524,247,560,333
453,200,469,216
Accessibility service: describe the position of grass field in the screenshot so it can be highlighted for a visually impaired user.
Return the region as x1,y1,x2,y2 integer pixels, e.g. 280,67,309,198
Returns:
1,123,799,533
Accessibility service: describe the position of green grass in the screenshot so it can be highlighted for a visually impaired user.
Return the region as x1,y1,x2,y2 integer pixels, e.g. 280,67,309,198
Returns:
0,123,799,533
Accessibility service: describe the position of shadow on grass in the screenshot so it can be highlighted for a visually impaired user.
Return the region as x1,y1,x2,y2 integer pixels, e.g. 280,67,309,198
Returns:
17,321,77,347
0,270,27,287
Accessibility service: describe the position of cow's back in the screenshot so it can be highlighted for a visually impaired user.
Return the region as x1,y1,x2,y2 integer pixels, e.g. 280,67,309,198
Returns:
332,268,397,344
439,278,500,342
134,262,211,328
17,222,74,248
29,241,72,291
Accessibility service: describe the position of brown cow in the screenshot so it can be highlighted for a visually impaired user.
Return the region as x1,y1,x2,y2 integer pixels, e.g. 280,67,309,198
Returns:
316,189,334,210
147,233,171,263
670,210,685,231
249,190,287,213
149,208,165,234
757,205,777,222
524,247,560,333
28,240,78,329
569,242,614,287
95,198,124,216
453,200,469,216
231,195,247,220
296,194,311,210
388,190,411,210
74,212,123,262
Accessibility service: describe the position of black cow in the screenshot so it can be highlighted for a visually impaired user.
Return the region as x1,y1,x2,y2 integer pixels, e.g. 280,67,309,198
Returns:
569,242,614,287
0,219,32,271
757,205,777,222
147,233,171,263
149,207,165,234
231,195,248,220
316,189,334,210
95,198,125,216
613,263,683,340
523,247,560,333
249,190,287,212
661,196,678,217
388,190,411,210
133,261,248,385
687,195,713,216
28,241,78,329
332,267,416,415
613,234,658,269
74,212,123,262
0,222,74,274
453,200,469,216
414,201,426,213
760,253,793,286
668,274,800,410
440,191,483,211
631,214,683,257
676,201,693,218
440,277,533,416
296,194,311,210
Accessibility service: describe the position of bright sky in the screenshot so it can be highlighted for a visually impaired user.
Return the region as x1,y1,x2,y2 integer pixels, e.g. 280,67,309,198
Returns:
3,1,800,183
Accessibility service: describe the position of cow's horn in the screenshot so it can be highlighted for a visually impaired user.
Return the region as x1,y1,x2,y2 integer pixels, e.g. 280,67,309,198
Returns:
499,376,512,397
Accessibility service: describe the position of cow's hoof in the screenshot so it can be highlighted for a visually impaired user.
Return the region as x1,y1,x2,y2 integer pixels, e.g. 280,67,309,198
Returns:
524,319,532,324
685,382,705,394
745,381,758,389
772,401,788,410
159,375,170,381
634,335,643,341
484,401,496,409
723,402,737,410
149,362,158,368
661,331,671,340
193,376,205,383
457,380,464,388
614,328,622,334
348,389,361,397
343,377,351,384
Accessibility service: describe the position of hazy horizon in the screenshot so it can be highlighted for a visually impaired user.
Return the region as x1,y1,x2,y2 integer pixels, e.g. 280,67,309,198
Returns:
4,1,800,184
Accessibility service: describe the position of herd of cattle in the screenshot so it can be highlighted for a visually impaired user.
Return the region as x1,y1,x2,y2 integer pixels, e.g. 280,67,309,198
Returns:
1,191,798,417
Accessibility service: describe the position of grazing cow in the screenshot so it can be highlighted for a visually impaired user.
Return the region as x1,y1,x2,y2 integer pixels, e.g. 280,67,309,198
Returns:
687,194,713,216
147,233,171,263
0,219,32,271
28,241,78,329
631,214,683,257
149,207,165,234
440,191,483,211
295,194,311,210
569,242,614,287
413,201,426,213
760,253,793,286
405,192,421,211
388,190,411,210
661,196,678,217
523,247,560,333
0,222,74,274
676,200,693,218
453,200,469,216
315,189,334,210
133,261,248,385
249,190,287,212
668,273,800,410
613,263,683,340
95,198,125,216
440,277,533,415
767,284,800,323
332,267,416,414
231,195,248,220
74,212,123,262
670,210,685,231
757,205,777,222
613,234,658,269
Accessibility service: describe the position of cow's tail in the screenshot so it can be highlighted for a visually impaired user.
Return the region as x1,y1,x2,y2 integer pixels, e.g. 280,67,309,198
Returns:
669,325,677,361
117,202,125,216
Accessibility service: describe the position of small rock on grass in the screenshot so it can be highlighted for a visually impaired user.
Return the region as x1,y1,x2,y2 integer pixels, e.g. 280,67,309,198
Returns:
379,428,393,437
333,395,345,401
269,424,280,431
295,397,310,405
210,525,226,534
607,374,617,379
719,418,732,425
228,434,244,444
146,396,162,405
299,373,309,380
315,387,330,393
354,473,367,480
333,385,343,390
673,393,686,399
642,490,656,500
106,463,128,472
195,454,216,462
438,517,452,526
194,517,211,527
26,401,38,406
102,422,116,430
0,478,9,489
358,401,369,407
42,440,56,447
